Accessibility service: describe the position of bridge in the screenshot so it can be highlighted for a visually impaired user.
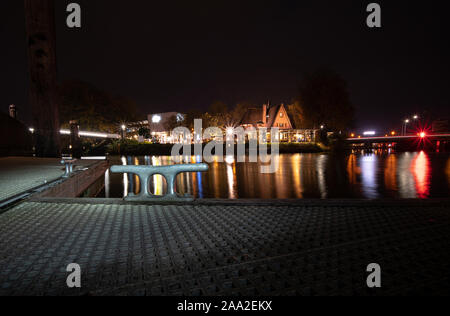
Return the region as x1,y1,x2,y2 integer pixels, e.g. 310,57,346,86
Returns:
346,133,450,150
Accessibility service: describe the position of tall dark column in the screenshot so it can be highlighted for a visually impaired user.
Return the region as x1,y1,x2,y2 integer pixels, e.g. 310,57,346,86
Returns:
24,0,61,157
69,120,82,159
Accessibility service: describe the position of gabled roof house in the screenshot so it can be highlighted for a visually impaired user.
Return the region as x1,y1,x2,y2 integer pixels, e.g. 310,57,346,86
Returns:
240,104,293,130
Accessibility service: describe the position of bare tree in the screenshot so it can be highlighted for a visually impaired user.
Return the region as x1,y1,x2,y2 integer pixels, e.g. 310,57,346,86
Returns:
24,0,60,157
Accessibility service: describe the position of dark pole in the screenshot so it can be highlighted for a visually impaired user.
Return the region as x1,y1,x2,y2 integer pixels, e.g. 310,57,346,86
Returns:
24,0,61,157
69,120,82,158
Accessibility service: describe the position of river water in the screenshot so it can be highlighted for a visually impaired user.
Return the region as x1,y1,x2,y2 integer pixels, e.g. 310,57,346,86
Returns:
98,151,450,199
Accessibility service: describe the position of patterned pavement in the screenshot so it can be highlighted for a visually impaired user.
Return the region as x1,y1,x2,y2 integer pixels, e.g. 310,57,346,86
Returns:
0,199,449,296
0,157,102,202
0,157,65,202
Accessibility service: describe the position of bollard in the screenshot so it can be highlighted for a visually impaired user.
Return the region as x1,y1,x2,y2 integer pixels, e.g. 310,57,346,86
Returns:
110,164,209,202
61,159,77,178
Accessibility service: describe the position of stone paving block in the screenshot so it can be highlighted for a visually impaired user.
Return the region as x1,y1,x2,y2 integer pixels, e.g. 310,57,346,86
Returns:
0,200,449,295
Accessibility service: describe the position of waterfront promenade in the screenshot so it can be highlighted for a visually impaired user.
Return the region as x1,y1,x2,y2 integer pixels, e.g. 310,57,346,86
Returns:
0,157,106,206
0,198,449,296
0,157,66,202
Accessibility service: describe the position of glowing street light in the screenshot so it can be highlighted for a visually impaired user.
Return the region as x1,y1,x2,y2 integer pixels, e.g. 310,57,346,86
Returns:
29,128,35,134
121,124,127,139
152,115,162,123
402,119,410,136
413,115,419,120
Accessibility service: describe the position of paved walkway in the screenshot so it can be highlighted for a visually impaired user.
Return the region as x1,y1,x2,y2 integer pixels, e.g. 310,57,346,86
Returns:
0,157,102,202
0,199,449,296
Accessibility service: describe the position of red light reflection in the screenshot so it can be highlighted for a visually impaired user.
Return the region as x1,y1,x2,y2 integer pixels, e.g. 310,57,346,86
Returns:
411,151,431,198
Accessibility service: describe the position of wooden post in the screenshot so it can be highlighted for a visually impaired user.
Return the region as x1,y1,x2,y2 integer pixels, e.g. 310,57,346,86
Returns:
24,0,61,157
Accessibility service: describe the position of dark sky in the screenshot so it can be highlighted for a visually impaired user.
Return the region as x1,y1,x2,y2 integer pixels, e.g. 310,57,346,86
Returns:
1,0,449,132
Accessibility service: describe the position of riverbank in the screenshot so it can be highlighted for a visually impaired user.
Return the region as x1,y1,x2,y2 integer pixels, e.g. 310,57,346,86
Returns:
106,140,327,156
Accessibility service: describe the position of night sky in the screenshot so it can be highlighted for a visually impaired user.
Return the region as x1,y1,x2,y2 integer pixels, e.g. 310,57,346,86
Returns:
1,0,449,132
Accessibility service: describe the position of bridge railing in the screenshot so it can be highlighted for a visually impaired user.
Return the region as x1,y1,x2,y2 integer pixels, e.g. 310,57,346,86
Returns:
110,164,209,202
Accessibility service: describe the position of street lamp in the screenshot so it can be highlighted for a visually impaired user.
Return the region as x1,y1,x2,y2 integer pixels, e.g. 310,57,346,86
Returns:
403,119,410,136
121,125,126,139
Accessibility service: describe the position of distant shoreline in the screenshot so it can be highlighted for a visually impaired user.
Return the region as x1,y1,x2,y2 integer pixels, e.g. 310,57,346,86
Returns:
105,142,327,156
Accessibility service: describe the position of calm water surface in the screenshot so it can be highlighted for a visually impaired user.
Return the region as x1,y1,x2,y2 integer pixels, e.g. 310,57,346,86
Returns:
99,152,450,199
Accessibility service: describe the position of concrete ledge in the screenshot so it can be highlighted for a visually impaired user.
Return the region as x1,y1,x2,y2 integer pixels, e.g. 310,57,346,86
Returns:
35,160,109,198
29,197,450,207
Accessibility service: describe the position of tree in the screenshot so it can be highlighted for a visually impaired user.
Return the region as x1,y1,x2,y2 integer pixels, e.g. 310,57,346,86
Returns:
184,109,203,130
207,101,231,128
24,0,61,157
231,101,256,126
287,101,305,129
298,68,355,132
164,115,182,132
59,80,139,132
209,101,228,116
184,101,252,131
138,127,150,139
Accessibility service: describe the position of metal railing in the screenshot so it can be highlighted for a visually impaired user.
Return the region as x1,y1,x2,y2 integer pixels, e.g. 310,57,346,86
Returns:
110,164,209,202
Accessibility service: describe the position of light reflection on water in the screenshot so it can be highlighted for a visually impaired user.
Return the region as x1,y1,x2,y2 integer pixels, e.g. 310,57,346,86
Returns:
412,151,430,198
360,155,378,199
101,152,449,199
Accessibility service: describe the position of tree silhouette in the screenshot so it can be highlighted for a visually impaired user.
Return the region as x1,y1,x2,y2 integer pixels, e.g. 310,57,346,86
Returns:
298,68,355,132
59,80,139,133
